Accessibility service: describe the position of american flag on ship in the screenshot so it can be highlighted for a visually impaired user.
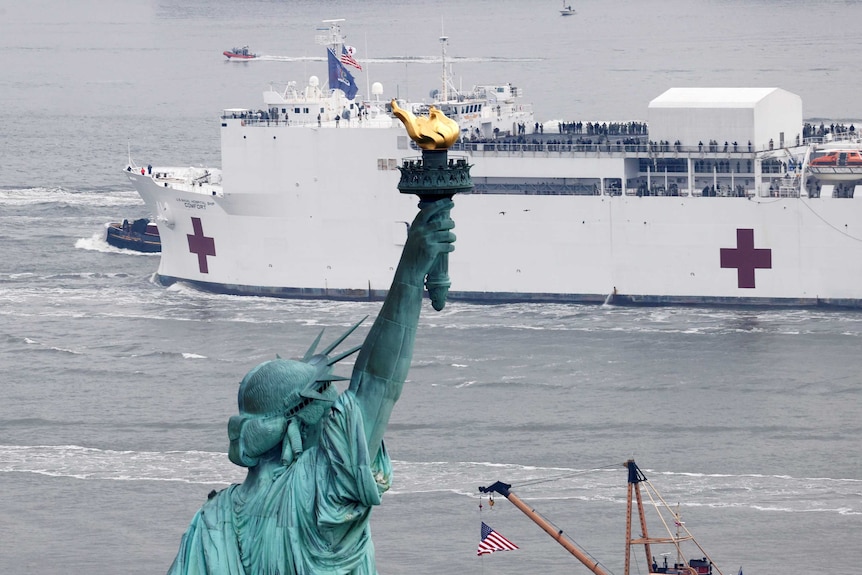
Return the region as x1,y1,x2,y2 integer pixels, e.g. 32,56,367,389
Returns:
477,522,519,556
340,45,362,71
327,48,358,100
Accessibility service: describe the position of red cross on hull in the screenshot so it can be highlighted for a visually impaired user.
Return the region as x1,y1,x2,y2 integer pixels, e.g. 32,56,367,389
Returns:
720,228,771,289
187,217,216,273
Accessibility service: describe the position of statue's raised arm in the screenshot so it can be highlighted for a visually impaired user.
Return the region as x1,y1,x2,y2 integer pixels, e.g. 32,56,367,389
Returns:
349,199,455,455
166,199,454,575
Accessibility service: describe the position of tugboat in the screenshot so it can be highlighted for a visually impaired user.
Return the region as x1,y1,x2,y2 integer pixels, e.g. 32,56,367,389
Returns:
105,218,161,253
223,46,258,60
480,460,725,575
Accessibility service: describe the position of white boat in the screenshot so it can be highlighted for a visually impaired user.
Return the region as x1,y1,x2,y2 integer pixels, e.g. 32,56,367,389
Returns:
560,2,576,16
125,19,862,308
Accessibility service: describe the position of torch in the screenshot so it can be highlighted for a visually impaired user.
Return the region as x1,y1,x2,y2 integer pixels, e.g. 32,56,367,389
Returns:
391,101,473,311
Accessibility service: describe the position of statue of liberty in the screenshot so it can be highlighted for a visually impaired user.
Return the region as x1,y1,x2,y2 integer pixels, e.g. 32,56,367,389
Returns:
167,199,455,574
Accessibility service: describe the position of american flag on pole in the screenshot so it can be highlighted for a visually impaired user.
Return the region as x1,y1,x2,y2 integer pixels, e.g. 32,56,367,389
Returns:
340,45,362,71
477,522,519,556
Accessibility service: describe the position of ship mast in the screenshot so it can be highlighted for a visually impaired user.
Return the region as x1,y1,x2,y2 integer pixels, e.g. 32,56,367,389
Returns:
316,18,345,55
439,32,448,103
624,460,724,575
625,460,654,575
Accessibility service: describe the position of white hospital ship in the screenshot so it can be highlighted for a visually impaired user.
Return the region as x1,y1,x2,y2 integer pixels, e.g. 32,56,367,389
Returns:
125,20,862,307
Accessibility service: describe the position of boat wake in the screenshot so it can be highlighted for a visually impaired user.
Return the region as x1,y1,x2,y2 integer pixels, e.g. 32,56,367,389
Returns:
74,230,157,256
1,445,858,515
257,54,542,63
0,187,144,208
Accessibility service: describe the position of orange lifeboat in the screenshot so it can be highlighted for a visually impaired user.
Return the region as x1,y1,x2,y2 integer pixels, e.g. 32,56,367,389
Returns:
808,150,862,181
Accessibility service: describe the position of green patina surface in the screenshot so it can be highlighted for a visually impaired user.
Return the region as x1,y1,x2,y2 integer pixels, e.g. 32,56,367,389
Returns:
168,200,455,575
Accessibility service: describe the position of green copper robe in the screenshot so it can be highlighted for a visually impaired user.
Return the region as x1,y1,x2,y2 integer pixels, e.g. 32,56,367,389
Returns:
167,391,393,575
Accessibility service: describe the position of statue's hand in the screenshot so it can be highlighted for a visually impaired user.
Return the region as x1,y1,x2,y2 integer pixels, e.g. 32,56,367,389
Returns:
399,199,455,282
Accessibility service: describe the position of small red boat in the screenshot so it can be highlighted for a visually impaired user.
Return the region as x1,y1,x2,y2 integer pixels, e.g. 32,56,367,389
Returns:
223,46,258,60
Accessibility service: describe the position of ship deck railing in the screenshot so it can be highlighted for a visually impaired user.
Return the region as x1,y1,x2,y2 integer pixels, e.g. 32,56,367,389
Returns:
621,187,758,198
803,133,861,145
225,113,842,161
451,141,788,158
222,113,394,129
621,188,807,198
149,174,223,196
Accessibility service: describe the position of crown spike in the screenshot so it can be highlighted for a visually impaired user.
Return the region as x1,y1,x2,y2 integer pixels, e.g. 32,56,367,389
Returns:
303,329,326,361
316,374,351,382
320,317,368,356
327,344,362,365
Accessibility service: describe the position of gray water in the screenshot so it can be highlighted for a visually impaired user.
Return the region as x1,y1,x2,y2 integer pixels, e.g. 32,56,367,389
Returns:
1,1,861,573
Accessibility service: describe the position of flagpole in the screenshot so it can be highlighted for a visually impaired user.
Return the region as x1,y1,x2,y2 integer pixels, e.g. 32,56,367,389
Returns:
478,502,485,575
364,32,370,102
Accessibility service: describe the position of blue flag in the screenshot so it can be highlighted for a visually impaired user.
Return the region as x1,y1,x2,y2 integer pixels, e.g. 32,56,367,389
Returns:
327,47,358,100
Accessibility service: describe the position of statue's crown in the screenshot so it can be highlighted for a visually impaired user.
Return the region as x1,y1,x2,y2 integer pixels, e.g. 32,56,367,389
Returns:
238,318,367,416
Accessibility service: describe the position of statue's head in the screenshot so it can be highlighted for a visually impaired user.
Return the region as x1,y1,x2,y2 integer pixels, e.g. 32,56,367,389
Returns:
227,319,365,468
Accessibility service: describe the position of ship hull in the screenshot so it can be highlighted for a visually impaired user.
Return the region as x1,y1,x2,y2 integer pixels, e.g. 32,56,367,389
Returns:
126,122,862,307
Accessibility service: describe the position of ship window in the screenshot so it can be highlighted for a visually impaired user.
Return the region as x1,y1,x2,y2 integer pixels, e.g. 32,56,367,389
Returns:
470,176,602,196
303,108,310,114
281,108,286,114
377,159,399,171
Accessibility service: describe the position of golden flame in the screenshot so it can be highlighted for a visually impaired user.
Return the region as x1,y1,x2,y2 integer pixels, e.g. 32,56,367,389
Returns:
390,100,460,150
